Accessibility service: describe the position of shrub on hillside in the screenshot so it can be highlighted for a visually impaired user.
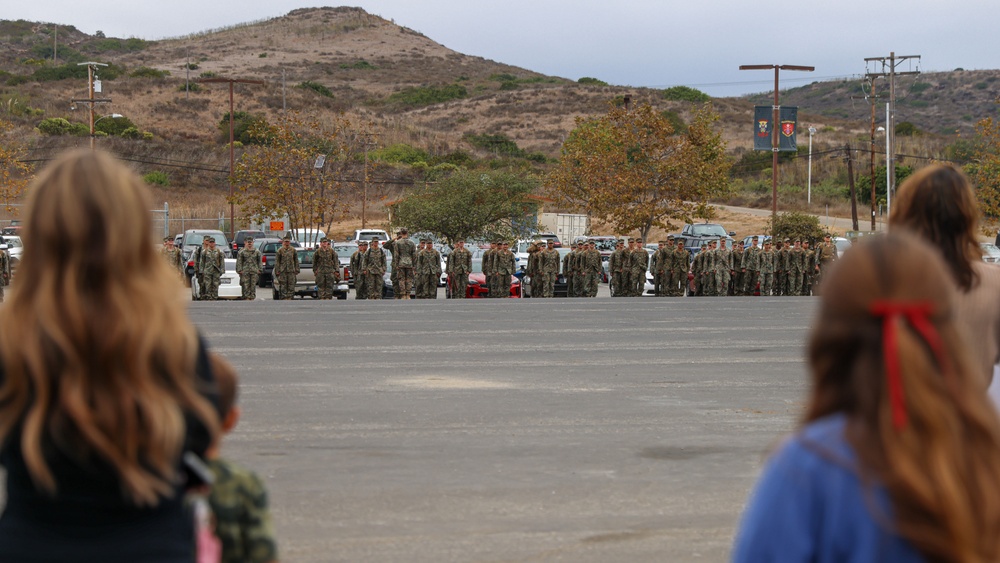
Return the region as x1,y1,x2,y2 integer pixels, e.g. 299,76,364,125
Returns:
218,112,269,145
130,66,170,79
465,133,525,158
577,77,608,86
371,143,429,165
298,81,334,98
662,86,711,103
767,211,826,241
143,170,169,186
37,117,87,136
387,84,467,107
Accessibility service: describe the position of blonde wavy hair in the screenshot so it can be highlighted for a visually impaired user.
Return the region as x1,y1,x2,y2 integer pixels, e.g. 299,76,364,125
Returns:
0,149,218,506
807,231,1000,561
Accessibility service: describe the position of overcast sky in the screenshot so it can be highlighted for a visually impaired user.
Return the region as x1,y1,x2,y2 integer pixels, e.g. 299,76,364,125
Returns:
5,1,995,97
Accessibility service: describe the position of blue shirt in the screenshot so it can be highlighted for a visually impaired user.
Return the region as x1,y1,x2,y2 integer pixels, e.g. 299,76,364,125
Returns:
731,414,925,562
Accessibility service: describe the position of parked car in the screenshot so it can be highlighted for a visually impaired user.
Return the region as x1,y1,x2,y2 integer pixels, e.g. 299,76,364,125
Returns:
255,238,301,287
446,257,521,298
982,242,1000,264
181,229,230,279
530,232,561,248
286,228,326,250
741,234,771,248
231,230,266,257
2,235,23,262
834,236,852,258
522,247,572,298
190,259,242,300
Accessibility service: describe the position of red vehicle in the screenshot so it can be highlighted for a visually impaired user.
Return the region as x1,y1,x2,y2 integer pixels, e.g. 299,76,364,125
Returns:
447,258,521,298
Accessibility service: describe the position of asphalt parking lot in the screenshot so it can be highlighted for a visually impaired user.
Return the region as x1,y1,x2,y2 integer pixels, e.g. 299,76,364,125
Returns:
192,295,817,562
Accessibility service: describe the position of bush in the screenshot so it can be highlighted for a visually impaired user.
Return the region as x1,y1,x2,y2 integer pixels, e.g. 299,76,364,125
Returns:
386,84,467,107
371,143,429,165
130,66,170,79
297,81,334,98
767,211,825,242
259,53,267,58
218,112,269,145
662,86,710,103
199,71,218,78
143,170,169,186
895,121,920,136
339,60,376,70
37,117,76,136
178,82,202,92
465,133,525,158
95,115,137,136
577,77,608,86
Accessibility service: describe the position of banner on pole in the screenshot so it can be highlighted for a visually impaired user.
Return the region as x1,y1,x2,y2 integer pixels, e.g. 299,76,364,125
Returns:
753,106,798,152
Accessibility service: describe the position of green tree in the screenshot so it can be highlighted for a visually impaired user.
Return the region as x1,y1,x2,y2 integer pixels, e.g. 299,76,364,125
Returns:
767,211,826,242
233,113,376,234
218,111,269,145
547,102,731,240
662,86,711,103
391,170,539,243
973,116,1000,224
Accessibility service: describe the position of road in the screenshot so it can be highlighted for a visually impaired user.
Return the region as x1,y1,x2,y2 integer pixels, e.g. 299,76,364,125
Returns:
191,295,817,562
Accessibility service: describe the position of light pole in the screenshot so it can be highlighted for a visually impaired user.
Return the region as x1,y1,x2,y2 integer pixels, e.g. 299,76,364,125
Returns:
807,126,816,206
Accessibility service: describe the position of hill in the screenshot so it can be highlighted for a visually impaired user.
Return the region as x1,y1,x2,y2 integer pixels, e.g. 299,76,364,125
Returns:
0,6,988,233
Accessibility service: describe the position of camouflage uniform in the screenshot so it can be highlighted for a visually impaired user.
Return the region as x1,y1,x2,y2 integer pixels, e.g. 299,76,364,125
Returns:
0,247,9,301
801,242,816,296
235,240,262,300
350,242,368,299
482,244,497,298
383,233,416,299
364,243,386,299
652,242,668,296
671,241,689,297
541,244,560,297
815,237,838,289
700,243,716,296
731,244,744,296
161,239,185,278
199,239,225,301
759,244,775,296
313,239,341,300
416,240,442,299
526,243,542,297
563,245,577,297
775,241,789,296
192,237,210,299
446,242,472,298
274,239,300,300
206,457,278,563
493,244,516,298
787,241,805,296
630,242,649,297
713,241,733,296
583,244,602,297
741,239,761,296
608,243,624,297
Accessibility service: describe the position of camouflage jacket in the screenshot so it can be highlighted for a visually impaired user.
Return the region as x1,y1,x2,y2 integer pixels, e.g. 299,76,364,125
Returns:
630,249,648,274
313,247,339,276
207,458,278,563
274,245,300,275
236,247,262,275
759,249,775,274
384,238,417,269
672,248,690,273
495,250,516,276
200,248,224,275
364,246,386,276
541,248,560,275
161,247,185,272
446,247,472,275
741,246,761,271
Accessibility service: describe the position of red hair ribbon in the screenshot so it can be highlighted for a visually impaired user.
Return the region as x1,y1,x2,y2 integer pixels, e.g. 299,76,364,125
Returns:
869,300,948,430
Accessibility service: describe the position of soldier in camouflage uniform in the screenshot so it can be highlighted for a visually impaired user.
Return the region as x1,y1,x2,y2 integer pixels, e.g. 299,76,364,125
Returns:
741,236,761,296
582,240,602,297
273,235,300,300
651,240,666,296
731,241,745,296
363,239,386,299
417,238,442,298
446,239,472,298
700,240,716,296
482,241,497,298
192,235,210,299
525,241,540,297
713,238,733,296
350,240,368,299
759,240,776,296
815,234,839,290
199,237,225,301
670,238,689,297
774,239,788,296
562,243,576,297
608,240,624,297
205,355,279,563
801,239,816,296
493,241,516,298
0,243,9,301
235,237,262,300
787,239,805,296
541,240,560,297
161,237,185,278
313,237,341,300
383,228,416,300
630,239,649,297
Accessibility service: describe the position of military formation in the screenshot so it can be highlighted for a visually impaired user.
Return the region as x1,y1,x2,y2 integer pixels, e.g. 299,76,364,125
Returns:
167,229,841,300
688,234,839,296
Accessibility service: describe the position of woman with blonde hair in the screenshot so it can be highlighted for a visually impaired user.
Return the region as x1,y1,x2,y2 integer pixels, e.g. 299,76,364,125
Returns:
733,231,1000,562
0,149,220,561
889,163,1000,384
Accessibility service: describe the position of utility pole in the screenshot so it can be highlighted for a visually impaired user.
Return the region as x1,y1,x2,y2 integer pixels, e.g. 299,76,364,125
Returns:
863,52,920,220
71,62,111,151
52,25,57,61
200,77,266,240
852,75,882,231
845,144,859,232
739,64,815,221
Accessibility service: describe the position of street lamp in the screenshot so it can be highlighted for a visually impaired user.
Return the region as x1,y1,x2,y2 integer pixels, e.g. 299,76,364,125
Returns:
807,126,817,206
94,113,123,128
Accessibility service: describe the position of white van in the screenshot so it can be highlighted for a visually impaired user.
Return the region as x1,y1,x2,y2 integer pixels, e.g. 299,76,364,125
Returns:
286,228,326,249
